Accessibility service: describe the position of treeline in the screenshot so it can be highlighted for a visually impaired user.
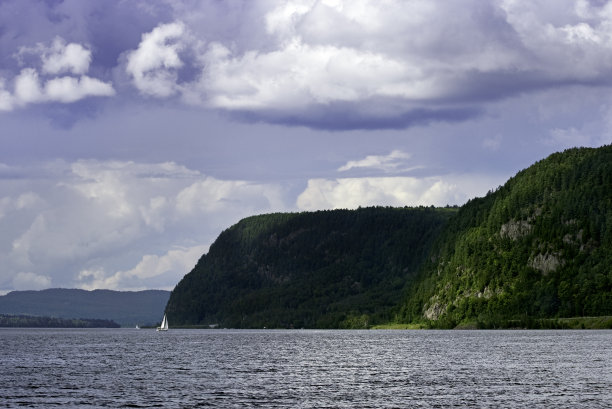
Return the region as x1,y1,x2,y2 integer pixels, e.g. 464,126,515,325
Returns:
0,314,120,328
166,206,455,328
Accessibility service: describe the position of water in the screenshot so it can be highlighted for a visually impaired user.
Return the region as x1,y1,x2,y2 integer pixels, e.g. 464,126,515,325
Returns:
2,329,611,408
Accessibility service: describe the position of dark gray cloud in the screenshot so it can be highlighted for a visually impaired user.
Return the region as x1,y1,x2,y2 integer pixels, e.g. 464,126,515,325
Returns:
444,70,612,105
229,103,483,131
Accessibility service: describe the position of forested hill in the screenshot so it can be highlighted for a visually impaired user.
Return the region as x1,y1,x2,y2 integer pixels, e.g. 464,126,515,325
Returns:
401,145,612,328
0,314,120,328
0,289,170,327
166,207,455,328
166,145,612,329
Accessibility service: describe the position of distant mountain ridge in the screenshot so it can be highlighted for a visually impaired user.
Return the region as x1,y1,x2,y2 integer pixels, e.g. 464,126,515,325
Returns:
0,288,170,327
0,314,120,328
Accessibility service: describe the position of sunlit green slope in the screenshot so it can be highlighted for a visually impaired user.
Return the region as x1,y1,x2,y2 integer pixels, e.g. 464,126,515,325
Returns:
401,145,612,327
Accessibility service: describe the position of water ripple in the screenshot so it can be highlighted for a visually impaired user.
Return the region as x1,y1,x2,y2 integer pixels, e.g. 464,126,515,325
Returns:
1,329,611,408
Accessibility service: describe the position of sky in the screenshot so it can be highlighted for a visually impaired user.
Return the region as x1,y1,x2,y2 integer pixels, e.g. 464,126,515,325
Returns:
1,0,611,293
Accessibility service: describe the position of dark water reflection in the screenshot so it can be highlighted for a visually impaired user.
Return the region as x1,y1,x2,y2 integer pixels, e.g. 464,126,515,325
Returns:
2,329,611,408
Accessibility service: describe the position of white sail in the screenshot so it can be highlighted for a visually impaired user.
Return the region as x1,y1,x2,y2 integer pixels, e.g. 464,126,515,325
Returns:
157,313,169,331
162,314,168,330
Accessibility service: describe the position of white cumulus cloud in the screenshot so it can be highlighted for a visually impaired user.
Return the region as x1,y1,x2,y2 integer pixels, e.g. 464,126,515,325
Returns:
200,39,429,111
44,76,115,103
126,21,187,97
12,272,51,291
0,160,290,292
41,37,92,75
297,173,505,211
338,150,413,172
77,245,207,291
0,192,42,221
0,37,114,111
134,0,612,129
175,176,286,215
14,68,44,105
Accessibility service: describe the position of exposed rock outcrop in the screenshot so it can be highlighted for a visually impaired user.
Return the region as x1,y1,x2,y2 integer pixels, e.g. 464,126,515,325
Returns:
529,252,564,275
424,296,445,320
500,219,532,240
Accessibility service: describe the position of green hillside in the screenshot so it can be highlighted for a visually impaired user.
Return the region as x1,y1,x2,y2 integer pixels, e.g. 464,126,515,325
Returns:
166,145,612,329
166,207,455,328
401,145,612,328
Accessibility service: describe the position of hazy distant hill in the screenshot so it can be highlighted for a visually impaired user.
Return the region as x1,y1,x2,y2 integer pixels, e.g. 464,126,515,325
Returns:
0,314,120,328
0,289,170,327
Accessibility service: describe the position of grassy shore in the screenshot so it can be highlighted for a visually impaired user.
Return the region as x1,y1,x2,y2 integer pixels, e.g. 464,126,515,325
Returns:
146,316,612,330
370,323,428,330
551,316,612,329
373,316,612,330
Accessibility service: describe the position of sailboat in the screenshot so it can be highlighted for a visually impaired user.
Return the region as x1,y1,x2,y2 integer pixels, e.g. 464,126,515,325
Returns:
156,314,169,331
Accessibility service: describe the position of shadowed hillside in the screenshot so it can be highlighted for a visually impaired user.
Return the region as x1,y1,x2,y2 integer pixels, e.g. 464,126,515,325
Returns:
166,207,455,328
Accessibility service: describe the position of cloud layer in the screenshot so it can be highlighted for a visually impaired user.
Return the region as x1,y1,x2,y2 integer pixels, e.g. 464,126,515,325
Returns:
126,22,188,98
122,0,612,129
1,37,114,111
297,174,504,210
0,160,288,291
2,1,611,129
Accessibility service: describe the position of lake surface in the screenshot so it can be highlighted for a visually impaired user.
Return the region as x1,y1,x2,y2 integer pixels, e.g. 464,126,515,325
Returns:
2,329,611,408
